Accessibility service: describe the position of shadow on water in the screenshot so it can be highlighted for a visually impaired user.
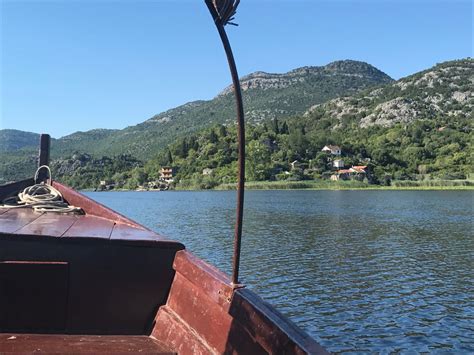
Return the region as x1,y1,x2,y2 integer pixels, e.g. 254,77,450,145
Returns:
86,190,474,353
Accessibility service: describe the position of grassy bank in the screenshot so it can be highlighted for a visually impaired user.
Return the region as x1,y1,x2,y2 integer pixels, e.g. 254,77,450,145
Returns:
214,179,474,191
84,179,474,191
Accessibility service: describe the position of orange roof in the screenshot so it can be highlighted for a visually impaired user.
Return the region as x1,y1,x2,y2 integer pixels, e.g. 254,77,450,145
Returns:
351,166,367,173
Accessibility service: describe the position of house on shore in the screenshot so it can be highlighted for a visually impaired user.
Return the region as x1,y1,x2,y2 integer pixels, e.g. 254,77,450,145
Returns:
159,167,174,183
322,145,341,156
147,180,170,190
98,180,116,191
333,159,344,169
331,165,368,181
202,168,213,176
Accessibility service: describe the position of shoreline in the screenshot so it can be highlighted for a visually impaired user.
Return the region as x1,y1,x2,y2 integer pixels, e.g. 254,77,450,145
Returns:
83,180,474,192
199,179,474,191
214,186,474,191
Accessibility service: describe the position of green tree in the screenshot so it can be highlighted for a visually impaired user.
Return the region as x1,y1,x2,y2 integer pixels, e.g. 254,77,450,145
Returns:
271,118,280,134
246,141,271,181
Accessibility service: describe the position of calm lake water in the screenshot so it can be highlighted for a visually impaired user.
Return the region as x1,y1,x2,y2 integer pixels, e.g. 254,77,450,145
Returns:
85,190,473,353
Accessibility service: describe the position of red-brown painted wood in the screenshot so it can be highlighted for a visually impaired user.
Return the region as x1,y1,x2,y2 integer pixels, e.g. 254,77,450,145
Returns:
15,213,78,237
0,180,184,336
173,251,240,310
0,334,173,354
166,273,234,351
0,209,43,234
63,216,115,239
0,179,327,353
230,288,328,354
52,181,148,228
0,181,176,244
153,307,217,355
110,223,165,241
153,250,328,355
0,208,173,242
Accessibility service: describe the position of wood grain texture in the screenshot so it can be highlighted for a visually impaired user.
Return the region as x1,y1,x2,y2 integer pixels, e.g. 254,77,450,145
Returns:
0,209,43,234
15,213,78,237
173,250,239,311
110,223,163,241
63,216,115,239
0,334,174,354
153,250,329,355
52,181,145,227
0,181,179,245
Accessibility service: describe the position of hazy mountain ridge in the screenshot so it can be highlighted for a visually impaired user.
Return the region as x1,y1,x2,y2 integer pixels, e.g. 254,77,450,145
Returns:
0,129,42,152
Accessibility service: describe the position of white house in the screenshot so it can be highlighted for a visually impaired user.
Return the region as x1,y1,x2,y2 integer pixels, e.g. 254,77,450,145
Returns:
159,167,174,183
290,160,298,170
333,159,344,168
202,168,213,176
321,145,341,156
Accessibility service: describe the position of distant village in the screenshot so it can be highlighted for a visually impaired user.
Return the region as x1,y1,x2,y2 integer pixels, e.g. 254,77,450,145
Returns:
97,167,173,191
97,144,371,191
317,145,369,182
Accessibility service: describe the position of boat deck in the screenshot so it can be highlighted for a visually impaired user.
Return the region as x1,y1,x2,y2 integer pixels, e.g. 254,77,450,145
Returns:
0,334,174,354
0,208,161,240
0,183,185,338
0,178,328,354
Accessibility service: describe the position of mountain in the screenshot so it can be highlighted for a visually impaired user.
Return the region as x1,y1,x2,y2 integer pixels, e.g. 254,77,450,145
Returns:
0,60,392,159
3,59,472,186
0,130,41,152
52,129,118,158
217,60,393,119
304,59,473,128
122,61,391,157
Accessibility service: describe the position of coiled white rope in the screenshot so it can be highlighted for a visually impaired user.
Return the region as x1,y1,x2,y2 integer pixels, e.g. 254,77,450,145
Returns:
0,166,83,214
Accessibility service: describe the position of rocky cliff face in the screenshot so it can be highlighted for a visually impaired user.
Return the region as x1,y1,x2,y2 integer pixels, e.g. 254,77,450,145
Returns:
305,59,473,128
218,60,392,96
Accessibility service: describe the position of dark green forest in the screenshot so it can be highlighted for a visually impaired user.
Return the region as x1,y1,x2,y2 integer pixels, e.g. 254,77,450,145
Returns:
54,110,471,190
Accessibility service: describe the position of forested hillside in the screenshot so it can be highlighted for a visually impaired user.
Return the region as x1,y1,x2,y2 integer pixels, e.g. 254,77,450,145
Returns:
1,59,472,188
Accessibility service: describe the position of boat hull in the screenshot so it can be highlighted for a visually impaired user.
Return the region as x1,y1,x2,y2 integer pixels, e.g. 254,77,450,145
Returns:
0,180,327,354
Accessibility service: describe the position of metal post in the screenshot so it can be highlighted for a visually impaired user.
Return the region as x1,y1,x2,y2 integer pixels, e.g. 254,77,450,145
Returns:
38,134,51,182
205,0,245,285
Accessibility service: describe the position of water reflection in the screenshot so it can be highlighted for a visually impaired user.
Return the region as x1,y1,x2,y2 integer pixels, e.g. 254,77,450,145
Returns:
86,190,474,353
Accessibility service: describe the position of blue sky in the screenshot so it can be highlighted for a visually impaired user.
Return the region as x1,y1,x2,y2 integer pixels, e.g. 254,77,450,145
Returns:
1,0,472,138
